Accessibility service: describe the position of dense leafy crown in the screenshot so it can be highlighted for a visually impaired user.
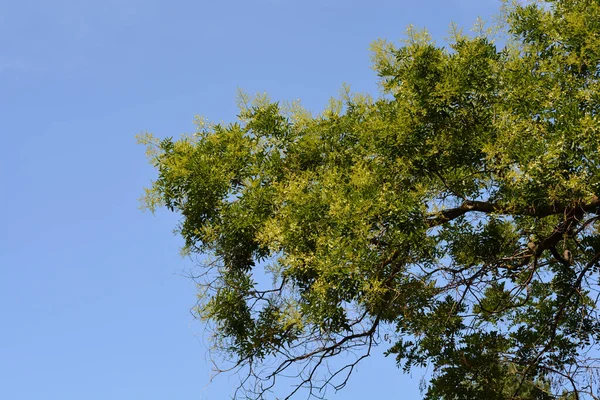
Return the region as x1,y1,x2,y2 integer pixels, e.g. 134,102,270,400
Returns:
140,1,600,398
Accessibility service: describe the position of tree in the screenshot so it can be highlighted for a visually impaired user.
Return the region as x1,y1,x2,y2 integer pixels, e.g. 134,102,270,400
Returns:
139,0,600,398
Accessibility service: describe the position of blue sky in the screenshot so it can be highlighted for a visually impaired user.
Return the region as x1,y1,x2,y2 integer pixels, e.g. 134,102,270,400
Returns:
1,1,500,398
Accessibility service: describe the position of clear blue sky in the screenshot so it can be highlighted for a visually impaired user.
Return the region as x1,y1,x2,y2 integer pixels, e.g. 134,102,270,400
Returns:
1,1,499,398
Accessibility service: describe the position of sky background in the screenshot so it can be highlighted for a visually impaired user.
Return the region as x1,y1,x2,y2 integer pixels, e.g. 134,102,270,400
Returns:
1,1,500,398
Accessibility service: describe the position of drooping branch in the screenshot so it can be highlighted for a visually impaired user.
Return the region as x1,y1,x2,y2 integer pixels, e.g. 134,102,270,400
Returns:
513,250,600,398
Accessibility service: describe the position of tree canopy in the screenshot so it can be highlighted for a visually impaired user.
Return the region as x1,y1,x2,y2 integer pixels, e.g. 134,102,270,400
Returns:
139,0,600,398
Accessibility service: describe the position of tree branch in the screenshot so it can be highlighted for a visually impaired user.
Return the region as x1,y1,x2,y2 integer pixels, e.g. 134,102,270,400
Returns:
426,196,600,227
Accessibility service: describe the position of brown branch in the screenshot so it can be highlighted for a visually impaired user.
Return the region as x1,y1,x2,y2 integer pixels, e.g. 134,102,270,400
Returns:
426,195,600,227
427,200,499,227
549,246,571,267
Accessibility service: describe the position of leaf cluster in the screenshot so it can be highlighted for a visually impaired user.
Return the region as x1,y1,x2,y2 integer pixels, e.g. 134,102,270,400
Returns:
140,1,600,398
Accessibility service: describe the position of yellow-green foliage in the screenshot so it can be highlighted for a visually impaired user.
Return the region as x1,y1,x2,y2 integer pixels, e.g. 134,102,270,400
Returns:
141,2,600,398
